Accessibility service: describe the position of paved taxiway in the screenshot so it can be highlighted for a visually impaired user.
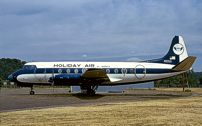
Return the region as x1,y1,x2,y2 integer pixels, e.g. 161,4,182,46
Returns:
0,88,192,113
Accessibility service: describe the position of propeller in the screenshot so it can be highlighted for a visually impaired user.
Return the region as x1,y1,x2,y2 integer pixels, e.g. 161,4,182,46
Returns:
51,68,54,92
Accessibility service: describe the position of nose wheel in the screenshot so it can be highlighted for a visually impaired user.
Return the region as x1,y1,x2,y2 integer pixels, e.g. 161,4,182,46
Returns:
30,86,35,95
30,91,35,95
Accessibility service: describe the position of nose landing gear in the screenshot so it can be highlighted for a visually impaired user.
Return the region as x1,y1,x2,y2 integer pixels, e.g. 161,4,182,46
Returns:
30,86,35,95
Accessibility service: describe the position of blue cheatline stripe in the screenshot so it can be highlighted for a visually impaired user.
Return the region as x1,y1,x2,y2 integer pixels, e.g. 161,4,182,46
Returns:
16,68,173,75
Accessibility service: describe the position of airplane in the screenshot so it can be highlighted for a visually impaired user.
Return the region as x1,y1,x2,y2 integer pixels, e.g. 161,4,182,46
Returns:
8,36,196,96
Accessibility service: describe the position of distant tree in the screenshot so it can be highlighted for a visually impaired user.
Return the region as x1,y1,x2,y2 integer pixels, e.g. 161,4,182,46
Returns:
158,74,183,85
0,58,26,80
184,69,198,86
0,78,3,85
170,74,183,84
156,69,198,87
198,72,202,85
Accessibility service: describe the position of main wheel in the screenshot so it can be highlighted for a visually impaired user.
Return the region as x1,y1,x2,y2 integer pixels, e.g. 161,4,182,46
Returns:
30,91,35,95
87,89,95,96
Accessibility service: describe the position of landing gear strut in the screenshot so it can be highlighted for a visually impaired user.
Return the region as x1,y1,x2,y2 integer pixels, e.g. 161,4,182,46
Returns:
30,86,35,95
86,85,99,96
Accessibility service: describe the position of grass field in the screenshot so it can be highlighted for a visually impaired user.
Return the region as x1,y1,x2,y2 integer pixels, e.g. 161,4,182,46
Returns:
1,88,202,125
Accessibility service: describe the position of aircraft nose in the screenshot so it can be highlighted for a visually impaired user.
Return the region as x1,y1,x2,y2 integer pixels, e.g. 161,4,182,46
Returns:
8,74,13,81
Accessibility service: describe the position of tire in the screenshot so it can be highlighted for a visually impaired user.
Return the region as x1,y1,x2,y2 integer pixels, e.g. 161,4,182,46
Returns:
30,91,35,95
87,89,95,96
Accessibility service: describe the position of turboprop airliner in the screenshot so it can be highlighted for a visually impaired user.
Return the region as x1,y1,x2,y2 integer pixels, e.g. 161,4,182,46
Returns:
8,36,196,95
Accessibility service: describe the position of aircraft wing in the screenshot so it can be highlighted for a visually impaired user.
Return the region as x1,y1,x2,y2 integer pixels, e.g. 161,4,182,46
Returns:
82,69,108,78
81,69,122,82
81,69,111,82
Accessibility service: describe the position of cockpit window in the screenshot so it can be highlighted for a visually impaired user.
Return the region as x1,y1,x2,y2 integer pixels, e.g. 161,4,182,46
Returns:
23,65,37,70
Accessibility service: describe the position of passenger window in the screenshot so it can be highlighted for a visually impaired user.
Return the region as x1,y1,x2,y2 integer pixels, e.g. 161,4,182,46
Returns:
114,69,118,74
122,68,127,74
82,68,87,74
66,68,71,74
58,69,62,73
74,69,78,74
106,69,110,74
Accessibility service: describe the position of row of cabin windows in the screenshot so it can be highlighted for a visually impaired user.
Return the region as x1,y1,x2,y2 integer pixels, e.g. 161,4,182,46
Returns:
23,65,134,74
58,68,134,74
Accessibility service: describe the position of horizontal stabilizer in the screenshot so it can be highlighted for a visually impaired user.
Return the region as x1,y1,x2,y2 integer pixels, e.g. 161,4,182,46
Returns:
172,56,197,71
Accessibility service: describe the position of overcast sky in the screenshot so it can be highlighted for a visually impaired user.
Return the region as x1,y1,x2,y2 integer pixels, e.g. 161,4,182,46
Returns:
0,0,202,71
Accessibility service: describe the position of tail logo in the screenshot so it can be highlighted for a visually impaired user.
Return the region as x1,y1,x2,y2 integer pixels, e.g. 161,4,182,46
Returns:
173,43,184,55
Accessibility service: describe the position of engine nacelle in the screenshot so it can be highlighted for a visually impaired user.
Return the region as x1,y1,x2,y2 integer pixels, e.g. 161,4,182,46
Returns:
49,74,82,82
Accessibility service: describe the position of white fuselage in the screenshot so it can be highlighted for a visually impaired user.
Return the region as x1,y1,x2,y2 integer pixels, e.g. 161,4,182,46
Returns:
15,61,185,86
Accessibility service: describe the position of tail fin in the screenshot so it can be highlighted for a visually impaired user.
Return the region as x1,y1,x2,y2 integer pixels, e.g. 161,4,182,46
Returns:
148,36,188,65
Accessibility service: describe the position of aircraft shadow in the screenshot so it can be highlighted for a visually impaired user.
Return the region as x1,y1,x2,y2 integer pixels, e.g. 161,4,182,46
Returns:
13,93,188,101
14,93,106,100
72,93,105,100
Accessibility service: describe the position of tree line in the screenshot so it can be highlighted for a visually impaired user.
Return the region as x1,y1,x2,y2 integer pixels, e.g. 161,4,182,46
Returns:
0,58,26,81
154,69,202,87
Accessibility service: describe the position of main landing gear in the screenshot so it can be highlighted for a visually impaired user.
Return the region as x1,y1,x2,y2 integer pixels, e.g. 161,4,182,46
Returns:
30,86,35,95
86,85,99,96
80,85,98,96
87,89,95,96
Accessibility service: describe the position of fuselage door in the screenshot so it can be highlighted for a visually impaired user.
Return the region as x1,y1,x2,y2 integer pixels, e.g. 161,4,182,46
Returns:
34,64,46,83
135,65,146,79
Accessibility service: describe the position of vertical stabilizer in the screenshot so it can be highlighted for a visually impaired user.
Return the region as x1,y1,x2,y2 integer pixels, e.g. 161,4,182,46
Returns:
148,36,188,65
178,36,188,62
